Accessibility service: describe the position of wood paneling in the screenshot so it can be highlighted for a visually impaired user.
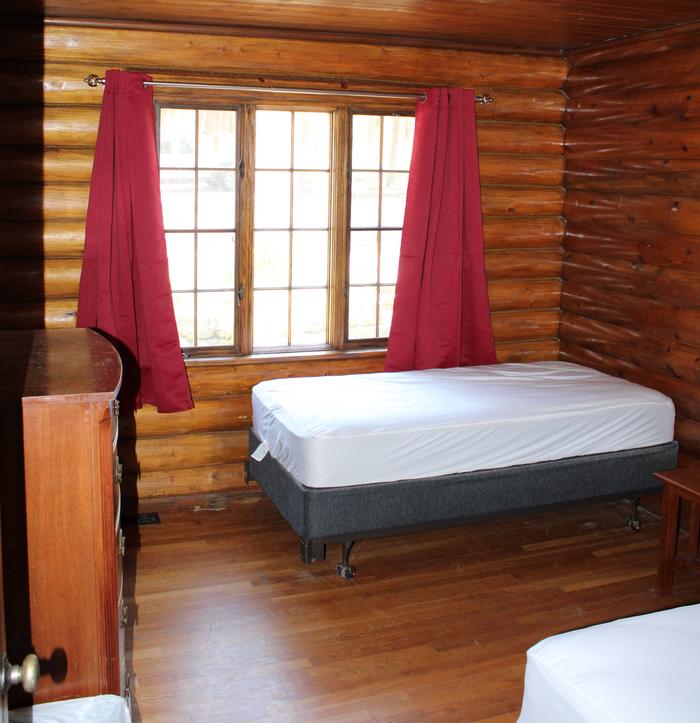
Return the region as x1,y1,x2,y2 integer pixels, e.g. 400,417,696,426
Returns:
562,26,700,463
10,23,565,502
42,2,700,54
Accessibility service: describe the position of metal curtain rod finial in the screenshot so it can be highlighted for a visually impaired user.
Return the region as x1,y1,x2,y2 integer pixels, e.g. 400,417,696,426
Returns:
83,74,495,104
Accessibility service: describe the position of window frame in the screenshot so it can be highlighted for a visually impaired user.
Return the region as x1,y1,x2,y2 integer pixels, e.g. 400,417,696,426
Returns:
155,94,414,358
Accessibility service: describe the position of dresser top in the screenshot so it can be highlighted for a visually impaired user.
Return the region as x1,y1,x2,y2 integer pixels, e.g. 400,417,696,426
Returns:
0,329,122,402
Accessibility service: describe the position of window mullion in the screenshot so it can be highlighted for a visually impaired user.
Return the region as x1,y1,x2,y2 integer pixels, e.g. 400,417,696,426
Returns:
237,104,256,356
328,107,350,349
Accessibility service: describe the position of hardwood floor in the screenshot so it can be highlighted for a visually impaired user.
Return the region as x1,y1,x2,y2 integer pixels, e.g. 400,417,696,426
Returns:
124,496,700,722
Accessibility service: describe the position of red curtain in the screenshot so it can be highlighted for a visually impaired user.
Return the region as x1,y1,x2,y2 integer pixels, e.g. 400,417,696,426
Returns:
77,70,193,413
385,87,496,372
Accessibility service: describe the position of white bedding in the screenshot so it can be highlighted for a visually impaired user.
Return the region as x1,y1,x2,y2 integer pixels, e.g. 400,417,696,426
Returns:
518,603,700,723
251,361,674,489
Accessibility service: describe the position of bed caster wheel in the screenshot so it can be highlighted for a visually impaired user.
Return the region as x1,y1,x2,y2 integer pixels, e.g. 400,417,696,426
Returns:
336,563,356,580
628,516,641,532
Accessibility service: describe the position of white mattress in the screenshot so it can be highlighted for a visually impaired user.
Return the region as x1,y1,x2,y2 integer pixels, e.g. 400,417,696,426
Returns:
251,361,675,489
517,603,700,723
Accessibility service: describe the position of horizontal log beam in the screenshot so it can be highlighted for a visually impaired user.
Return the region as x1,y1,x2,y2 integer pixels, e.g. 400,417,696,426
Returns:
565,125,700,160
487,278,561,311
563,224,700,273
561,280,700,348
45,26,568,90
562,251,700,308
559,312,700,387
564,190,700,236
565,158,700,196
132,463,249,499
487,249,562,279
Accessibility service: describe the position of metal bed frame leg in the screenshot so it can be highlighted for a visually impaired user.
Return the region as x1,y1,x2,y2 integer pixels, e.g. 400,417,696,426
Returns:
336,540,356,580
627,496,642,532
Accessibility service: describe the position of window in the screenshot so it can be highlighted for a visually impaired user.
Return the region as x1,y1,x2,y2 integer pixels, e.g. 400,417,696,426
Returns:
158,101,414,355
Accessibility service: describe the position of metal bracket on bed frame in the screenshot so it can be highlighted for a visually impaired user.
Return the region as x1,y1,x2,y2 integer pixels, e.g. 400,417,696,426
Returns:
336,541,356,580
627,497,642,532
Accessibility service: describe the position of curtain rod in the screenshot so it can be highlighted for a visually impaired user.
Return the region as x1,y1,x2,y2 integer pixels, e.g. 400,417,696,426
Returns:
83,74,495,104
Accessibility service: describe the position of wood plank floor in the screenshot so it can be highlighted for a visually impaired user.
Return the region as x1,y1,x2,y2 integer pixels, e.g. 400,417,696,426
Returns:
123,496,700,722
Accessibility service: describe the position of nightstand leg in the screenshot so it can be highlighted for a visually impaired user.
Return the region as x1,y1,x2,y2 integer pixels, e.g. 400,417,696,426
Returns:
657,486,680,596
689,503,700,557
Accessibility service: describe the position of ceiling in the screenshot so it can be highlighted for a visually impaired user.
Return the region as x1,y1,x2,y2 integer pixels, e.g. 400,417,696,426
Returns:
42,0,700,54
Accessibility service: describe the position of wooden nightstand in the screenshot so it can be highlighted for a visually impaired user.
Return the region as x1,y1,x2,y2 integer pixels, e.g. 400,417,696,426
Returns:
655,467,700,595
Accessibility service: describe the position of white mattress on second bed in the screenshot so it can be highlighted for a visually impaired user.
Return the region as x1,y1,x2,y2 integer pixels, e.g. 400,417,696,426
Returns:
251,361,675,489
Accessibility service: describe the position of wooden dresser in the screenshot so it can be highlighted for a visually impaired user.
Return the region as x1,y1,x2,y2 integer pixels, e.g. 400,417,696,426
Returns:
1,329,126,705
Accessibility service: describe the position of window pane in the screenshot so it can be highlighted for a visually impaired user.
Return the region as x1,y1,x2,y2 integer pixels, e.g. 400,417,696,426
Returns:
172,292,195,347
256,110,291,169
197,291,235,347
292,231,328,287
291,289,327,345
348,286,377,339
379,230,401,285
198,170,236,229
382,116,414,171
378,285,396,337
352,115,380,170
293,172,329,228
255,172,290,228
351,172,379,227
254,231,289,288
165,233,195,291
349,231,378,285
254,290,289,347
381,172,409,227
159,109,195,167
198,233,235,290
198,110,236,168
294,112,330,169
161,170,195,229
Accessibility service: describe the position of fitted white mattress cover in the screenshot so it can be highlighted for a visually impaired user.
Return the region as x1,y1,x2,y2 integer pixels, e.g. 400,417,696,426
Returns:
517,603,700,723
251,361,675,489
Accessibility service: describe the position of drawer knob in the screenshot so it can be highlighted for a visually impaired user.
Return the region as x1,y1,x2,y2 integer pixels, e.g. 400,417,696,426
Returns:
3,653,40,694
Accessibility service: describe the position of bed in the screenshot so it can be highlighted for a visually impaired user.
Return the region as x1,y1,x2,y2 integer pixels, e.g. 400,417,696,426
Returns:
518,603,700,722
247,361,677,578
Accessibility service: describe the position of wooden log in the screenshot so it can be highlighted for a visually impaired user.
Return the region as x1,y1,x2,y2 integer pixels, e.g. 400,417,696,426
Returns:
477,123,564,156
120,396,253,438
0,259,82,301
564,223,700,273
132,429,249,473
0,183,89,221
561,280,700,349
40,63,566,122
481,187,564,217
565,124,700,160
484,217,564,249
491,309,559,341
559,342,700,423
568,20,700,68
495,338,558,362
4,147,93,185
562,251,700,308
0,300,78,330
559,312,700,387
487,278,561,311
565,86,700,127
676,416,700,459
566,45,700,97
565,158,700,196
44,26,568,90
0,221,85,259
187,353,386,398
486,249,562,279
565,190,700,236
478,153,564,187
133,463,248,499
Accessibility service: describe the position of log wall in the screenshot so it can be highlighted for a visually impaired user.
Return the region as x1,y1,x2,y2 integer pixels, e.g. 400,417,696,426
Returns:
3,22,567,504
562,23,700,463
